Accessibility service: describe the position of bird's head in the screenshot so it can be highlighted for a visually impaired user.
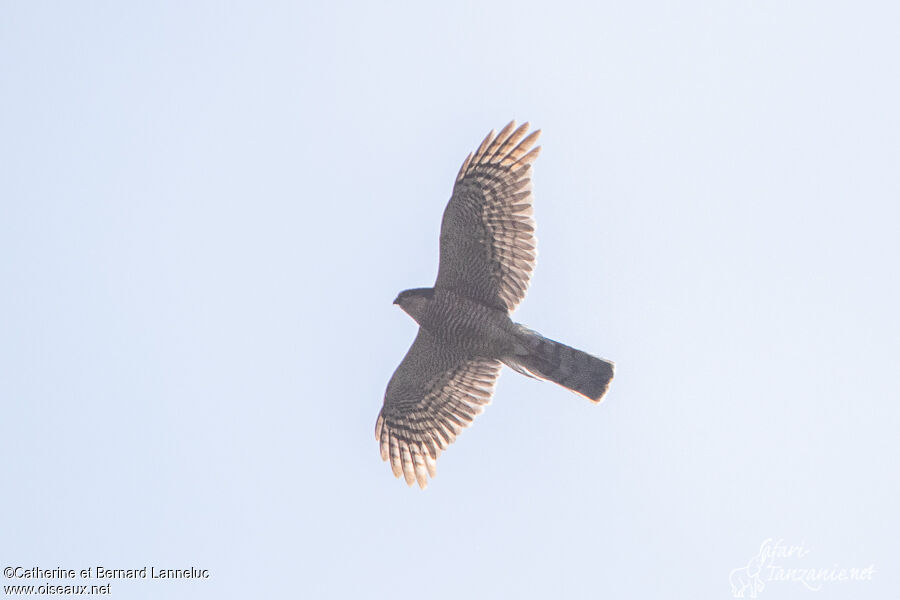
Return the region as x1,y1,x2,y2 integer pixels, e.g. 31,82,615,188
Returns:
393,287,434,323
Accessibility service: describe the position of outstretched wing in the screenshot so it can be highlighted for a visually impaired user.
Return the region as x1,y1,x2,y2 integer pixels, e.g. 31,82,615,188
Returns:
434,121,541,312
376,328,501,488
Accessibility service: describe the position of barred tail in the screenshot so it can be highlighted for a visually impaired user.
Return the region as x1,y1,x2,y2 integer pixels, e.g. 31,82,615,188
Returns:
508,326,614,402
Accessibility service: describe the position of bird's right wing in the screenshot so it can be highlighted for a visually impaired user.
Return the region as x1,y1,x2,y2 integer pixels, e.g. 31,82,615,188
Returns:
434,121,541,312
376,328,501,488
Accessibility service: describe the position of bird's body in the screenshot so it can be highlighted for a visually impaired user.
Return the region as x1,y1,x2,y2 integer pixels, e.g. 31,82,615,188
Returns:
397,287,515,356
377,121,615,488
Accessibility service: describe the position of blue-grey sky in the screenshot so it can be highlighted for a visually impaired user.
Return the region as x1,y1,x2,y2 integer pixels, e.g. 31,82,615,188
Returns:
2,2,898,599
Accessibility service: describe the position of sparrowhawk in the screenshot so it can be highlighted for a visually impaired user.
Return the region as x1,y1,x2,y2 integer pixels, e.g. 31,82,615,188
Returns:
376,121,615,488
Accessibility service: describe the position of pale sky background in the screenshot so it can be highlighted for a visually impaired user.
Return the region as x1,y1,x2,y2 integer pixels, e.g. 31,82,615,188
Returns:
2,2,898,599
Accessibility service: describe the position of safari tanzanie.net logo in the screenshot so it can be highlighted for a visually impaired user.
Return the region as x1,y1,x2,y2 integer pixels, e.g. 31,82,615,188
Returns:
729,538,874,598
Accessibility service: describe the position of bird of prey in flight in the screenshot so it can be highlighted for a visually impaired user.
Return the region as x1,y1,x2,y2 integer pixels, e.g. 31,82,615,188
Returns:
376,121,614,488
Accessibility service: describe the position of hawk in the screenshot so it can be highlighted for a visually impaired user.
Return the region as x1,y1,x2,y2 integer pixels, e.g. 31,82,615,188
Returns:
376,121,615,488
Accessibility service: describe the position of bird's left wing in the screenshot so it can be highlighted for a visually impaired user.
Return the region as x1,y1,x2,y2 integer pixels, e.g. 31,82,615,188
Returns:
376,328,501,488
434,121,541,312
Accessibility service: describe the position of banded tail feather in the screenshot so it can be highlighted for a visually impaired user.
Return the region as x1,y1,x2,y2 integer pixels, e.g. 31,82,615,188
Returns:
508,325,614,402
